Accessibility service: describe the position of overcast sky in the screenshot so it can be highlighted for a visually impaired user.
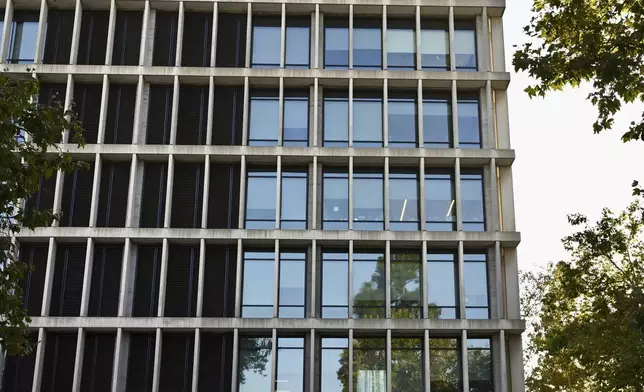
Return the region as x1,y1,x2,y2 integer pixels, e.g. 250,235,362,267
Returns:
503,0,644,269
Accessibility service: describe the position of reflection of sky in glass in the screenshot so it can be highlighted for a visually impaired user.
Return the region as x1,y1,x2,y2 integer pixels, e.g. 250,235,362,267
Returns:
324,99,349,143
10,21,38,62
421,29,449,69
389,176,419,223
321,338,348,392
353,176,384,225
252,25,280,66
322,254,348,307
242,252,274,318
277,341,304,392
246,174,276,227
464,262,488,306
353,100,382,144
325,27,349,68
388,100,417,145
423,100,451,146
284,99,309,145
286,26,310,67
239,338,273,392
458,101,481,146
281,173,307,227
427,261,457,307
249,98,279,144
279,254,305,317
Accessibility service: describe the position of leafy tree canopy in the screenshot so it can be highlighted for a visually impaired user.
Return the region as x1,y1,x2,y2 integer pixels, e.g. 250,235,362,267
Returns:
0,72,84,355
522,197,644,392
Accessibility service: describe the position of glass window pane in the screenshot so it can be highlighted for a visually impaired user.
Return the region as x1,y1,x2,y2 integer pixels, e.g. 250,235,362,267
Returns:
322,252,349,318
352,253,385,318
354,174,384,230
249,98,279,146
464,260,488,313
392,339,423,392
281,173,307,229
276,340,304,392
387,28,415,70
252,25,281,67
353,339,387,392
429,340,461,392
458,100,481,148
278,253,306,318
468,339,493,392
390,254,421,319
389,174,419,231
323,172,349,230
286,25,310,68
461,174,485,231
427,257,457,319
455,29,477,70
246,173,277,229
354,26,382,69
284,97,309,146
388,100,417,147
242,252,274,318
421,29,449,70
324,25,349,69
239,338,273,392
353,98,383,147
10,21,38,63
425,174,456,231
423,99,452,148
324,98,349,146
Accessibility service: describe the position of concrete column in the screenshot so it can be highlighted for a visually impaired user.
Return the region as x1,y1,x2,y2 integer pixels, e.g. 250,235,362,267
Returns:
457,241,465,318
234,239,243,317
117,238,132,316
461,330,470,391
175,2,185,66
495,90,511,149
39,238,57,316
0,3,13,62
33,0,47,64
196,239,206,317
386,329,392,392
504,247,520,319
157,238,169,316
105,0,117,65
348,240,354,318
309,328,316,392
419,158,426,231
382,79,389,147
421,241,428,317
275,156,282,228
152,328,162,392
192,329,201,392
348,5,353,69
210,3,218,67
424,329,431,391
348,78,354,147
278,78,284,145
309,239,317,318
348,329,354,392
270,329,278,389
314,6,320,69
245,3,252,68
88,153,102,226
495,241,504,319
132,76,145,144
111,328,124,392
448,7,456,72
139,1,151,66
206,77,215,145
385,241,391,319
311,157,318,229
499,166,516,231
415,6,421,71
70,0,83,64
231,329,240,392
488,158,500,231
61,74,75,144
238,155,247,227
508,334,526,392
384,157,390,230
201,156,210,229
280,3,286,68
30,328,46,392
499,330,508,392
381,5,387,70
348,156,354,229
451,80,460,148
417,79,424,147
163,155,174,228
79,238,95,316
169,76,180,144
481,7,491,72
96,75,110,144
313,78,319,146
71,328,85,392
490,17,506,72
455,157,462,231
124,154,139,227
272,240,280,318
241,77,250,145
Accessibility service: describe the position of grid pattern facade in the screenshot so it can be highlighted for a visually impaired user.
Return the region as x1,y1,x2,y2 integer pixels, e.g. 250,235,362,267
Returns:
0,0,524,391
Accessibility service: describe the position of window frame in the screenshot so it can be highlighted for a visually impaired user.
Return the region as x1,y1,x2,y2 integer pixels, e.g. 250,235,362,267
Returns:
424,170,457,231
390,252,422,318
244,169,277,229
322,170,349,230
352,251,386,318
386,19,416,71
463,252,490,319
248,91,280,146
454,20,478,71
323,18,349,69
388,172,420,231
423,91,453,149
460,170,486,231
241,250,276,318
285,17,311,69
353,18,383,70
426,251,459,319
420,19,450,71
277,251,307,318
352,171,385,231
353,91,384,148
283,91,310,147
7,11,39,64
280,170,308,229
251,17,281,68
387,93,418,148
322,92,350,147
457,92,482,149
320,251,350,318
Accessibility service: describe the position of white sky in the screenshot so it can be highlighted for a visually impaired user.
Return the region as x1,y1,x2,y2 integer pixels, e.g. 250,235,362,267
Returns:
503,0,644,269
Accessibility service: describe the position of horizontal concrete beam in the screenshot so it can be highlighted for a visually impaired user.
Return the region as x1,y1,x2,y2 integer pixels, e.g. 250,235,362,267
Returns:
28,316,525,333
4,64,511,90
55,144,516,166
16,227,522,246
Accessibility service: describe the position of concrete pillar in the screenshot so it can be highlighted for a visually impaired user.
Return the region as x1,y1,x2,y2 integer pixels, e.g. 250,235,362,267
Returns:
313,78,319,146
495,241,504,319
348,240,354,318
169,75,180,144
451,80,460,147
238,155,247,227
417,79,424,147
0,2,13,62
419,158,426,231
33,0,47,65
39,238,57,316
415,6,421,71
152,328,162,392
461,330,470,391
421,241,428,317
132,76,145,144
504,247,520,319
206,77,215,145
71,328,85,392
499,330,508,392
241,77,250,145
448,7,456,72
88,153,102,227
275,156,282,228
309,328,316,392
175,2,185,66
139,1,151,66
105,0,117,65
424,329,431,391
348,78,354,147
486,80,495,148
348,156,354,229
385,241,391,319
163,155,174,228
309,239,317,318
157,238,169,316
124,154,139,227
70,0,83,64
348,329,354,392
454,157,462,231
79,238,95,316
481,7,491,72
111,328,125,392
280,3,286,68
117,239,132,316
314,6,320,69
210,3,218,67
457,241,465,318
245,3,252,68
348,5,353,69
96,75,110,144
488,158,500,232
196,239,206,317
386,329,392,392
231,329,240,392
508,334,526,392
384,157,390,230
490,17,506,72
383,79,389,147
311,157,318,229
272,240,280,318
495,90,511,149
381,5,387,70
270,329,278,389
234,239,243,317
499,166,516,231
201,155,211,229
278,78,284,145
30,328,46,392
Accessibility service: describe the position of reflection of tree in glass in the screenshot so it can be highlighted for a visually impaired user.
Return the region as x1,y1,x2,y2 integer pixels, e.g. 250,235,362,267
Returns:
238,337,272,385
468,348,493,392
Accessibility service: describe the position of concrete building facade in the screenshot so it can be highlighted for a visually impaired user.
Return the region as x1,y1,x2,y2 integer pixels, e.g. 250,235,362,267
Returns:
0,0,524,391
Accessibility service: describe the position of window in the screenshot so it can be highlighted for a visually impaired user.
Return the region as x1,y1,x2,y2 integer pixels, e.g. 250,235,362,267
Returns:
353,19,382,69
425,172,456,231
352,252,385,318
283,94,309,146
427,253,458,319
321,338,350,390
281,171,307,229
423,93,452,148
353,338,387,391
242,251,274,317
464,253,489,318
421,20,450,70
390,253,421,318
249,93,279,146
8,12,39,64
278,252,306,318
323,93,349,147
458,96,481,148
461,171,485,231
389,172,419,231
468,339,493,392
353,94,383,147
353,172,384,230
275,338,305,392
322,171,349,230
245,171,277,229
430,339,461,392
455,23,477,70
387,21,415,70
321,251,349,318
238,337,272,392
324,19,349,69
392,338,423,392
252,18,280,68
388,95,417,147
285,19,310,68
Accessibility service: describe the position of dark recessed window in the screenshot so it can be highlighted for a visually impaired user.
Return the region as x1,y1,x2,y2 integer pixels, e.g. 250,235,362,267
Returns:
423,93,452,148
425,171,456,231
421,20,449,70
389,172,419,231
464,253,489,318
352,252,385,318
353,19,382,69
7,12,39,64
322,171,349,230
321,251,349,318
283,93,309,146
461,171,485,231
324,19,348,69
390,253,422,318
353,93,383,147
388,95,417,148
427,252,458,319
323,92,349,147
251,18,280,68
280,171,307,229
455,21,477,70
458,94,481,148
241,251,275,317
245,170,277,229
353,172,384,230
387,20,415,70
249,92,279,146
285,18,310,68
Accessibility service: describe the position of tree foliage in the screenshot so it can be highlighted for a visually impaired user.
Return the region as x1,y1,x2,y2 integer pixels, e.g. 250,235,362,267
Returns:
522,197,644,392
513,0,644,143
0,72,84,355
